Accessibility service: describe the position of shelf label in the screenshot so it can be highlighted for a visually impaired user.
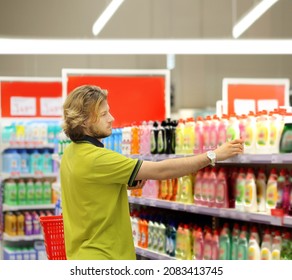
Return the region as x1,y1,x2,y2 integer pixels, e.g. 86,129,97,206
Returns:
40,97,62,116
11,97,36,116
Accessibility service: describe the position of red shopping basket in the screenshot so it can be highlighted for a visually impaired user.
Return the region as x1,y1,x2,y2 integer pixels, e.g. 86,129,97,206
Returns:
40,215,67,260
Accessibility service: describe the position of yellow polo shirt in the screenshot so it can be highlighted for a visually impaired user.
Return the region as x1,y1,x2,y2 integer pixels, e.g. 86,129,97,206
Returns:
60,136,142,260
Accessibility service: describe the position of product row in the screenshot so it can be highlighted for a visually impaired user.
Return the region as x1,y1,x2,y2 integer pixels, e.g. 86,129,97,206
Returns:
2,148,55,174
78,111,292,157
1,121,62,146
3,241,47,260
4,210,54,237
130,167,292,217
3,178,53,206
131,209,292,260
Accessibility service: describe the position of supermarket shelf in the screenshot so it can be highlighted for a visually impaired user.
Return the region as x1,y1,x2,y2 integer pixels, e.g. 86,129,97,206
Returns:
129,153,292,164
3,233,43,242
1,172,58,180
2,204,55,212
128,196,292,228
1,143,55,153
135,247,176,260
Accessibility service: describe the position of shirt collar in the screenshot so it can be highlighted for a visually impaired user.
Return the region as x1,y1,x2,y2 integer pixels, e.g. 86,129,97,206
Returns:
76,135,104,148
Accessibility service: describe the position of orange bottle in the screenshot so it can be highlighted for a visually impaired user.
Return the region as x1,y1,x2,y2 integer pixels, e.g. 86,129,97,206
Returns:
16,211,25,236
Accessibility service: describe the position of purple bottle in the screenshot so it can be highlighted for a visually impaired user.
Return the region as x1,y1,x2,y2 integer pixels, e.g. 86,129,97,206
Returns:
24,212,33,235
32,211,41,235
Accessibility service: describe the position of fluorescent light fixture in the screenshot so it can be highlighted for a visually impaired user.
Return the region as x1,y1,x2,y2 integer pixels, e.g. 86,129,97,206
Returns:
92,0,124,36
1,38,292,54
232,0,279,39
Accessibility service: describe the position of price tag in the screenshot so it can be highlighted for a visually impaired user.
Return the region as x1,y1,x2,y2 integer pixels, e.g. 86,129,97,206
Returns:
40,97,62,116
11,97,36,116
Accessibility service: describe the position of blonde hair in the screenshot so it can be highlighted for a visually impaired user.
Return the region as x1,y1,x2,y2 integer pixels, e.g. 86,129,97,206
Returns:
62,85,108,141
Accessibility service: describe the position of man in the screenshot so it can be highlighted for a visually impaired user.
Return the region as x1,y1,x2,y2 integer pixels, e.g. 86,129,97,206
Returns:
60,85,243,260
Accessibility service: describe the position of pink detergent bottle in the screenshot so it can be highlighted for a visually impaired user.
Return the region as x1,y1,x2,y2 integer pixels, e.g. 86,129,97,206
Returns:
207,167,217,207
194,169,203,205
201,167,211,206
215,167,229,208
194,116,204,154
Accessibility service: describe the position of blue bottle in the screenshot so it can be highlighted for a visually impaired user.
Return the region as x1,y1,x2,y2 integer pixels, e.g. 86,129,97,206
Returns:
42,149,53,174
29,149,40,174
2,149,21,173
19,149,30,174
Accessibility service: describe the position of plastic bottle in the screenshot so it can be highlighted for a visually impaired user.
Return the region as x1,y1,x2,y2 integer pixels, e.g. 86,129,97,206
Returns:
42,179,52,204
183,117,195,154
256,168,267,212
255,111,270,154
209,115,219,150
271,230,282,260
276,168,288,210
279,120,292,153
4,179,18,206
181,224,192,260
131,211,139,247
211,229,220,260
4,212,17,236
175,176,184,202
260,228,272,260
201,167,210,206
32,211,41,235
24,212,33,235
235,168,246,211
121,126,131,155
248,235,261,260
139,121,151,155
207,167,217,207
17,179,27,205
219,224,230,260
193,227,204,260
131,123,140,155
152,219,160,252
217,114,228,147
228,167,238,208
29,149,40,174
203,228,213,260
244,111,256,154
215,167,229,208
237,225,249,260
166,222,176,257
42,149,53,174
2,149,21,174
282,178,291,215
26,179,35,205
16,212,25,236
269,111,283,154
157,221,166,253
180,174,193,204
226,114,240,141
194,116,204,154
266,168,278,214
34,179,43,205
193,169,203,205
202,115,212,151
19,149,30,174
159,179,168,200
175,223,184,259
231,223,240,260
175,119,185,155
244,168,258,212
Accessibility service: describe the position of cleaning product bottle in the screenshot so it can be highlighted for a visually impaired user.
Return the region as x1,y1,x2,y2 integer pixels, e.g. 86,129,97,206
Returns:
215,167,229,208
157,220,166,253
231,223,240,260
166,221,176,257
175,119,185,155
276,168,288,210
175,223,184,259
34,179,43,205
42,179,52,204
16,211,25,236
194,116,204,154
17,179,26,205
228,167,238,208
226,114,240,141
183,117,195,154
256,168,267,212
4,179,18,206
260,228,272,260
279,114,292,153
244,111,256,154
255,110,270,154
193,227,204,260
183,224,192,260
203,228,213,260
201,167,210,206
271,230,282,260
217,114,228,147
211,229,220,260
157,121,165,154
175,176,184,202
26,179,35,205
4,212,17,236
209,115,219,150
237,225,249,260
202,115,212,151
19,149,30,174
207,167,217,207
180,174,193,204
235,168,246,211
248,235,260,260
244,168,257,212
266,168,278,214
193,169,203,205
219,223,230,260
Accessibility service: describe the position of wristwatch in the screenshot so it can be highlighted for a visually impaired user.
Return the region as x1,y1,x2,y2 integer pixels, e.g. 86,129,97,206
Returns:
207,150,216,166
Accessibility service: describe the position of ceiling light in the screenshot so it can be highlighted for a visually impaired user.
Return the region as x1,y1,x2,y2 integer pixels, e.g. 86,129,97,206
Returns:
92,0,124,36
1,38,292,54
232,0,279,39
